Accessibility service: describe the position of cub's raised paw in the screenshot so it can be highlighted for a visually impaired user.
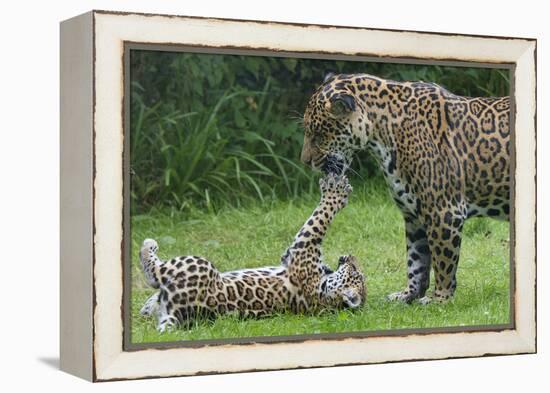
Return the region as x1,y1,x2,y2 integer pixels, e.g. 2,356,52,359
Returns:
320,173,353,209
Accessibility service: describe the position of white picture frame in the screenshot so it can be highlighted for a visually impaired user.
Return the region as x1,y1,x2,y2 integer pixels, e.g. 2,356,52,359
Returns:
60,10,536,381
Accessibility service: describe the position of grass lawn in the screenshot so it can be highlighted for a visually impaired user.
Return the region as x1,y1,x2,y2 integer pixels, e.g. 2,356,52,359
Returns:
129,182,510,345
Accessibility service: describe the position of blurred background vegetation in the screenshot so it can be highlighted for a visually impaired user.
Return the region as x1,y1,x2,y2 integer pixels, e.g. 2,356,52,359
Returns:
130,50,509,215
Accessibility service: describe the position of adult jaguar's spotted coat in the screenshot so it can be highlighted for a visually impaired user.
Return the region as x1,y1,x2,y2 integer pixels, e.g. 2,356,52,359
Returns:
140,174,365,332
301,73,510,303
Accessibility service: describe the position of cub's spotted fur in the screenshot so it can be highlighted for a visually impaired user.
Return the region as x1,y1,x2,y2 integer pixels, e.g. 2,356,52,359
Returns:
140,174,365,332
301,73,510,303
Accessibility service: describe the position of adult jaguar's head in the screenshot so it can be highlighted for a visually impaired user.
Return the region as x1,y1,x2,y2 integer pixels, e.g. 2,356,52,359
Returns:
301,73,375,174
322,255,366,309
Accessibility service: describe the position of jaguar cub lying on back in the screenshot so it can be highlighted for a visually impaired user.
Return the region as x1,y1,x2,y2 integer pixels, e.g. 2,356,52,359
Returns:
140,174,365,332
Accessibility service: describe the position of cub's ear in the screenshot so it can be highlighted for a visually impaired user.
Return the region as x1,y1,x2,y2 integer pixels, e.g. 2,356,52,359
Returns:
342,289,362,309
326,94,356,116
323,72,336,83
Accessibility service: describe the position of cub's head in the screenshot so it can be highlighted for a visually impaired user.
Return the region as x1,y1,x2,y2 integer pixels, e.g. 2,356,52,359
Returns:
301,73,375,174
323,255,366,309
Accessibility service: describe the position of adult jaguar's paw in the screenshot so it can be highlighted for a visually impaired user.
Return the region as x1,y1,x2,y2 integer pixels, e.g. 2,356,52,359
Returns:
418,296,433,305
387,290,419,304
419,291,454,305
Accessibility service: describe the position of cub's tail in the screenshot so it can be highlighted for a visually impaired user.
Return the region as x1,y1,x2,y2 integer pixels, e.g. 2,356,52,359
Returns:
140,239,163,288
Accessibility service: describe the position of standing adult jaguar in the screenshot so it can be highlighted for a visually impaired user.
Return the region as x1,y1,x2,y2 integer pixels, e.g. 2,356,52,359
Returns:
300,73,510,303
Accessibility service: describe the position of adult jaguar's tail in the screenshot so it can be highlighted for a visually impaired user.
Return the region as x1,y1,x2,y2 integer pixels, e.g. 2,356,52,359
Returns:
140,238,163,288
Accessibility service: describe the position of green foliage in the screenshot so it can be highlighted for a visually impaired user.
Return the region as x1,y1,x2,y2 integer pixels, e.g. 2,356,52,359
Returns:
130,185,510,343
130,50,510,214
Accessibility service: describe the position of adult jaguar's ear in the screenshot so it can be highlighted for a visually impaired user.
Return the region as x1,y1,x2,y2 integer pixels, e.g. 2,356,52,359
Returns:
327,94,356,117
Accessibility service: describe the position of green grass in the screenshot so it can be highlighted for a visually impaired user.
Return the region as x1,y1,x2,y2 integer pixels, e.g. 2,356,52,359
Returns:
129,182,510,344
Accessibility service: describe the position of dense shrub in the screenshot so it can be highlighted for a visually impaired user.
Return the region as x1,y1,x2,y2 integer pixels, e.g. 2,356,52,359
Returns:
130,50,509,214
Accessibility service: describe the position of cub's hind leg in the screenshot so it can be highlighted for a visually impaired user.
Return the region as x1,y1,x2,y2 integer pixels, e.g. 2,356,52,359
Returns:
139,239,181,331
140,239,162,288
140,292,160,317
156,289,180,333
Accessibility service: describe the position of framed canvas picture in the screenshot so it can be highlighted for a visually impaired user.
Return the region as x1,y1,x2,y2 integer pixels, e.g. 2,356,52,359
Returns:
60,10,537,381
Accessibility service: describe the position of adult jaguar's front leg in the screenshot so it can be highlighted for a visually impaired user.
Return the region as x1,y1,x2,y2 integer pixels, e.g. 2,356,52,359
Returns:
388,215,431,303
418,209,466,304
